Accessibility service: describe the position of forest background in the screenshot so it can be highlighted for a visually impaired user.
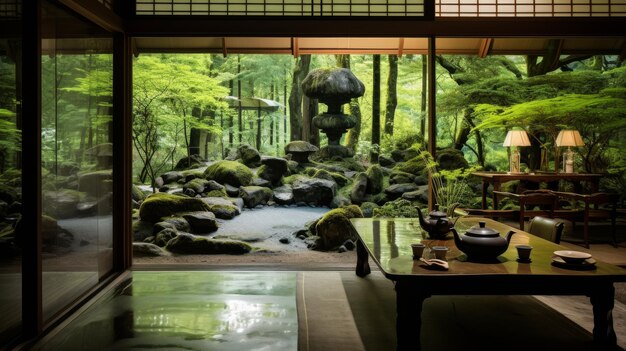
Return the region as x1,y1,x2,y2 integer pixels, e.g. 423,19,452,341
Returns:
1,49,626,209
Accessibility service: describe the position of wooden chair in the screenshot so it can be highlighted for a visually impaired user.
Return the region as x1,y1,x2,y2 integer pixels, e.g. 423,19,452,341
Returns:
527,216,564,244
492,191,558,231
552,191,619,248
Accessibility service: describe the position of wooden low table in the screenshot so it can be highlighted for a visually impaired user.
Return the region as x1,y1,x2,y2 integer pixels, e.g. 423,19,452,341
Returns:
350,217,626,351
471,171,602,209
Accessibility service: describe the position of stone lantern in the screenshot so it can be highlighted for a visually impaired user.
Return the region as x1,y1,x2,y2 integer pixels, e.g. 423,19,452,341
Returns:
301,68,365,159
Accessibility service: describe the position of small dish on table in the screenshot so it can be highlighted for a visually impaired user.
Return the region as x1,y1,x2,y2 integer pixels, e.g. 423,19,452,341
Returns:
553,250,592,264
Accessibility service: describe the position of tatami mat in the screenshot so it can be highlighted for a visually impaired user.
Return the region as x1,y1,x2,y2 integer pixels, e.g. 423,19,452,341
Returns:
297,272,365,351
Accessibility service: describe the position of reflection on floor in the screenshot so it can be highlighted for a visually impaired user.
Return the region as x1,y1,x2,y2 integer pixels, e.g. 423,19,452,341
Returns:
34,272,297,351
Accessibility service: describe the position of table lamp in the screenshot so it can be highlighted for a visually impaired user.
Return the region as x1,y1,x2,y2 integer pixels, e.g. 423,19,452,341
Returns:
556,130,584,173
503,130,531,174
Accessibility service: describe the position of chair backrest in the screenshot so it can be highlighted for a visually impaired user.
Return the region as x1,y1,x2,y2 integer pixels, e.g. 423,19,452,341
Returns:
519,193,557,209
584,193,619,207
527,216,564,244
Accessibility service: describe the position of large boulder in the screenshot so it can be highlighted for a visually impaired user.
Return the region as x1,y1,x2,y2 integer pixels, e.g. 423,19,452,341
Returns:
391,148,419,162
154,228,178,247
350,173,368,204
393,156,427,176
365,165,384,195
132,220,154,242
238,144,262,168
183,178,210,194
165,233,251,255
139,192,210,223
437,148,469,170
273,185,294,205
78,170,112,196
131,184,147,202
174,154,205,170
257,156,289,185
389,170,416,185
42,189,84,219
401,185,429,203
200,197,241,219
330,194,351,209
291,177,336,206
315,205,363,250
385,183,419,200
239,186,273,208
360,202,379,218
284,141,319,164
181,211,218,233
133,242,166,257
160,171,184,184
203,160,253,187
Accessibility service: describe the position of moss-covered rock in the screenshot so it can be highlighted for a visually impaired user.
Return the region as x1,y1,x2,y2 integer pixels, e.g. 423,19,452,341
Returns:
174,155,205,170
291,176,337,206
42,189,86,219
436,148,469,170
160,171,184,184
365,165,384,194
78,170,112,196
393,156,427,176
181,168,205,182
315,205,363,250
391,147,420,162
165,233,251,255
239,186,273,208
132,184,147,202
238,144,262,168
183,178,210,194
133,242,166,257
205,189,229,198
203,160,253,187
360,202,379,218
132,220,154,242
330,194,351,208
208,204,240,219
139,192,210,223
181,211,218,233
385,183,419,200
257,156,289,185
350,173,368,204
273,185,294,205
154,228,178,247
389,170,416,185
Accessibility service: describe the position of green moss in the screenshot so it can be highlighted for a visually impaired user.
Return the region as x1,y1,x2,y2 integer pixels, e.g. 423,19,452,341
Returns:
181,169,205,181
315,205,363,250
165,233,252,255
393,156,427,176
360,202,379,218
139,192,210,223
283,174,310,185
365,165,384,194
373,199,420,218
304,167,317,177
0,168,21,180
205,189,228,198
203,160,253,187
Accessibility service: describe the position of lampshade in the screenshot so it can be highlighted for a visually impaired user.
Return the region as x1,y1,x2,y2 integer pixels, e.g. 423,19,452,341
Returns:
556,130,584,147
503,130,531,147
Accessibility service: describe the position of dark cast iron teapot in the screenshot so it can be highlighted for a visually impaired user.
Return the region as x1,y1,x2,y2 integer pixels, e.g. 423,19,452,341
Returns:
451,221,515,261
417,204,454,240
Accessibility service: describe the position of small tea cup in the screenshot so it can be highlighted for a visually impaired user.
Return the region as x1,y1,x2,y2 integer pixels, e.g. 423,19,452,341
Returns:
431,246,449,260
411,244,426,259
516,245,533,262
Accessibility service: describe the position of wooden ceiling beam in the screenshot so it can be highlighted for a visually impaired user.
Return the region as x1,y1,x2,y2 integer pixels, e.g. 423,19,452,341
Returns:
478,38,493,58
59,0,123,32
123,18,626,37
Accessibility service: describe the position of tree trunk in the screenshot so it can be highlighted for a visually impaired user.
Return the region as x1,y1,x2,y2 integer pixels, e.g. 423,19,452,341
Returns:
420,55,427,137
371,54,381,163
384,54,398,136
228,80,234,145
288,54,311,141
284,74,288,145
270,82,275,145
336,55,362,151
256,107,262,150
526,39,592,77
302,96,320,147
237,55,243,144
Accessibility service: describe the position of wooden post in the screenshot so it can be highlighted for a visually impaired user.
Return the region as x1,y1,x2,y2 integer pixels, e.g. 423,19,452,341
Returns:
428,37,437,211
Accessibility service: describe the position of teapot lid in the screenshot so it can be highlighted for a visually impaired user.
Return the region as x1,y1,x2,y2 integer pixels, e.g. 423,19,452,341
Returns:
465,221,500,238
429,204,447,219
